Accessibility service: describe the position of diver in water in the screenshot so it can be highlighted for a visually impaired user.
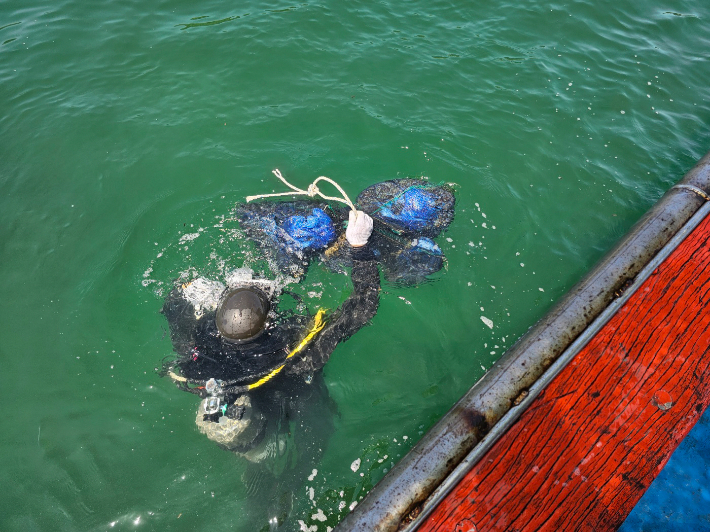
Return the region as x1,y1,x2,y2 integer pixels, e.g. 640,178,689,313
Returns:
161,209,378,458
160,177,455,460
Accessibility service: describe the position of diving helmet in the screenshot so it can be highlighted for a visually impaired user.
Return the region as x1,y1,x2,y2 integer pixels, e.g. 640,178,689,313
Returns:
216,286,271,342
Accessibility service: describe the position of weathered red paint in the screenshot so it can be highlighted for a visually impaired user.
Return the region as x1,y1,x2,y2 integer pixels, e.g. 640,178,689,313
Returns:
420,214,710,532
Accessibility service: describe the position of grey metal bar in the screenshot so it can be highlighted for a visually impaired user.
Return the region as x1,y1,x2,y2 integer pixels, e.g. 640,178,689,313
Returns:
335,150,710,532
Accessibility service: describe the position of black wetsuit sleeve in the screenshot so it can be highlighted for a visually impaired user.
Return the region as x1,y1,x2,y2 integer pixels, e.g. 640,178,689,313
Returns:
286,246,380,375
161,289,200,358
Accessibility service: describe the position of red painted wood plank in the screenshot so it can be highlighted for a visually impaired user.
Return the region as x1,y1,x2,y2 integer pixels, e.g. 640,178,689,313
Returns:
421,214,710,532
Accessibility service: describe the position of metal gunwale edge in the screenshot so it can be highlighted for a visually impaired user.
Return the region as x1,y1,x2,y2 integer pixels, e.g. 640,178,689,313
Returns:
334,150,710,532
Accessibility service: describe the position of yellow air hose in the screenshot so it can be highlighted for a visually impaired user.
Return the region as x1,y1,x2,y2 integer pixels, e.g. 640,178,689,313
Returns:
247,308,327,390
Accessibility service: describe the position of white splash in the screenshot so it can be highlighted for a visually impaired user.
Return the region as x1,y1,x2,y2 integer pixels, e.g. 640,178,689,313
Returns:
182,278,225,312
178,232,201,244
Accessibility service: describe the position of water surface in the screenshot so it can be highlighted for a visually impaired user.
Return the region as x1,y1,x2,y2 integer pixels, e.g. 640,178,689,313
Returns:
1,0,709,530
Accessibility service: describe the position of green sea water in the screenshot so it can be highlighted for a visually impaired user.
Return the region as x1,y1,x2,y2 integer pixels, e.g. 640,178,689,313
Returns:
1,0,709,530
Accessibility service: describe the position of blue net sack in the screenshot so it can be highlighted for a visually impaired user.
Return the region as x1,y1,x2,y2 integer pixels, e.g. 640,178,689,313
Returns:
279,208,336,251
236,202,341,277
356,179,455,238
379,237,444,286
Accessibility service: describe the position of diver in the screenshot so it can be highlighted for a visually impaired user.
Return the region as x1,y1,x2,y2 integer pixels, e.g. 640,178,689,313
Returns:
161,208,378,458
159,175,455,528
160,176,455,459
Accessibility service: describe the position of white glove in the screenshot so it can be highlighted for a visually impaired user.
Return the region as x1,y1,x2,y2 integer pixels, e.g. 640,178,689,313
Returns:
346,210,373,247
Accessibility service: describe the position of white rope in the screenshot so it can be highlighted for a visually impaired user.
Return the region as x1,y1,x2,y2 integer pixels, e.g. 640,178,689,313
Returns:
246,169,357,212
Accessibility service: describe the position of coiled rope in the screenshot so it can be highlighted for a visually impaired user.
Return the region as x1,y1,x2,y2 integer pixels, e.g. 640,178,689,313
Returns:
246,169,357,213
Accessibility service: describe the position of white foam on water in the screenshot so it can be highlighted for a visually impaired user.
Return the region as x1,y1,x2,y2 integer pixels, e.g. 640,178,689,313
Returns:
298,520,317,532
350,458,361,472
178,232,201,244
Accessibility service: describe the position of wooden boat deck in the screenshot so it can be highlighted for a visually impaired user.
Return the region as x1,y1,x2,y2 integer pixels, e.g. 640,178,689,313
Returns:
419,211,710,531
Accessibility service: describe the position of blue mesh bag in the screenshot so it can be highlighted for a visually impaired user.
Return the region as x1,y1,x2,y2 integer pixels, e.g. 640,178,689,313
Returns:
279,208,336,251
357,179,455,238
236,202,341,277
380,237,444,286
376,188,437,232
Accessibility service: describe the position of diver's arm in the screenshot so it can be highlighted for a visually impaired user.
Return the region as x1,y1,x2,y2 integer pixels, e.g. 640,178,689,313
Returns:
287,212,380,375
161,288,200,358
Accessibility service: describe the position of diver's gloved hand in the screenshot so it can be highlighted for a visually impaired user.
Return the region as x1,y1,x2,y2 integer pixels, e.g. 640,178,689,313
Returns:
346,210,373,247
